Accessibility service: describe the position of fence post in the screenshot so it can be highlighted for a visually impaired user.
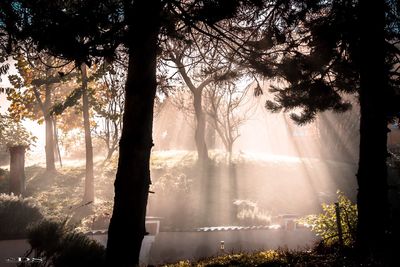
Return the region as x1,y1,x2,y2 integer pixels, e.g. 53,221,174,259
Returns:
335,202,344,248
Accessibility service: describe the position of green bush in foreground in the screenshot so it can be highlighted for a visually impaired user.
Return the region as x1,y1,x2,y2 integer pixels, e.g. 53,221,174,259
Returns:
162,249,378,267
23,220,105,267
0,193,44,240
297,191,357,247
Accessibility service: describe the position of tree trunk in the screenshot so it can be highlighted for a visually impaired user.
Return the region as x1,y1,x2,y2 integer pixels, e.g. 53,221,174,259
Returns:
105,145,117,161
9,146,26,196
206,123,216,149
193,91,209,164
53,117,63,167
356,0,388,256
227,142,233,163
228,162,238,223
44,85,56,172
81,63,95,203
106,1,160,266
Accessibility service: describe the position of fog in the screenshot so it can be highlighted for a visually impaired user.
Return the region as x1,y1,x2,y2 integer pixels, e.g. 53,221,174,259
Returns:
0,84,360,262
148,90,359,229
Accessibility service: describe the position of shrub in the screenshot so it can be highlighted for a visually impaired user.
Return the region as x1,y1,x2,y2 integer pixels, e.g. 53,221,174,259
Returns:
0,193,44,240
234,199,271,225
24,220,105,267
162,249,356,267
0,168,9,193
297,191,357,247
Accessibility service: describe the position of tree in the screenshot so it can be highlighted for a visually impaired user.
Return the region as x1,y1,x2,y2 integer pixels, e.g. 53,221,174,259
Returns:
204,81,253,161
163,42,216,164
163,35,251,164
80,63,95,203
0,1,274,265
0,115,36,195
51,64,100,203
6,54,74,171
91,62,125,161
244,0,399,256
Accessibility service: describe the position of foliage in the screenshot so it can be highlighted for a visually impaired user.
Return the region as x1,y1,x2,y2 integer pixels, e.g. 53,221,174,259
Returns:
24,220,105,267
6,54,75,122
162,247,383,267
22,163,116,231
0,193,44,240
0,57,9,83
234,199,271,225
152,173,191,195
297,191,357,247
0,115,36,148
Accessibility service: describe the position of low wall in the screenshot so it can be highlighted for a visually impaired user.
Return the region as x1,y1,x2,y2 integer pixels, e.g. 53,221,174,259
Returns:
0,229,318,266
149,228,317,265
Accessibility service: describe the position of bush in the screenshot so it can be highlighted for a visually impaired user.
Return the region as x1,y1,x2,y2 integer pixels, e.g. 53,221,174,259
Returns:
162,249,362,267
0,168,9,193
0,193,44,240
297,191,357,247
234,199,271,225
24,220,105,267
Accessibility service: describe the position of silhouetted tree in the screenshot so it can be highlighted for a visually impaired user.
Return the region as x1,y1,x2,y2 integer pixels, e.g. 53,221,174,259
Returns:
51,63,100,203
0,1,278,265
166,46,212,164
245,0,399,256
163,39,242,164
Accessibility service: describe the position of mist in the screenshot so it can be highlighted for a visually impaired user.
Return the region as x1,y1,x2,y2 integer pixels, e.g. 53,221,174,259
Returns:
0,70,364,266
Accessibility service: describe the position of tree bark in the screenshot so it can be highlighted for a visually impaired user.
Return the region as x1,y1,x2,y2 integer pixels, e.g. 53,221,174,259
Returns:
193,91,209,164
172,55,212,164
53,117,63,167
206,123,216,149
9,146,26,196
356,0,388,256
81,63,95,203
106,1,161,266
44,85,56,172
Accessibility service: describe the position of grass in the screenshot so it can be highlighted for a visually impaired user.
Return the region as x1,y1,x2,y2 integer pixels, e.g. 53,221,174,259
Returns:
161,247,387,267
21,162,115,231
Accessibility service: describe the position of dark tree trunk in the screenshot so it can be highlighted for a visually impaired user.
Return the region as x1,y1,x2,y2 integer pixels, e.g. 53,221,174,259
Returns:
193,91,209,164
44,85,56,172
356,0,388,256
81,63,95,203
106,1,161,266
9,146,26,196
